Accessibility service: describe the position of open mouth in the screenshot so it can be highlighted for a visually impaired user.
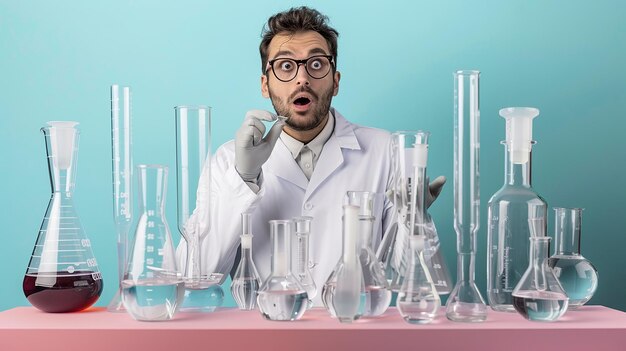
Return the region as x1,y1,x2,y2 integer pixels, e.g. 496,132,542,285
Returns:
294,97,311,106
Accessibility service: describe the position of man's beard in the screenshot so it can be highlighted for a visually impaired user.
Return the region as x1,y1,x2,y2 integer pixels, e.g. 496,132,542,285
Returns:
268,84,334,132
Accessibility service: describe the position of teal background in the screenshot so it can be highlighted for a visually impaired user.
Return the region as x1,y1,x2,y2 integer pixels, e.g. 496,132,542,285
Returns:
1,0,625,312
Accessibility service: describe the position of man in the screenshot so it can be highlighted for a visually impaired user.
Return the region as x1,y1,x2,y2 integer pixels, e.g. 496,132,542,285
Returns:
178,6,445,306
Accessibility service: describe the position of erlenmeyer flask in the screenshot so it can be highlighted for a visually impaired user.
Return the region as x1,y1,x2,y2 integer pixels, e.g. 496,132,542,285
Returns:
257,220,308,321
322,205,366,323
121,165,184,321
548,208,598,309
23,121,104,313
397,236,441,324
230,212,262,310
292,216,317,308
512,219,569,322
346,191,391,317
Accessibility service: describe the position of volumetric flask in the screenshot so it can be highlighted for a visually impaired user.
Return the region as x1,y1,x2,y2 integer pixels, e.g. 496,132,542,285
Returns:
23,121,104,313
108,84,133,312
122,165,184,321
231,212,262,310
257,220,308,321
512,220,568,322
292,216,317,309
548,208,598,309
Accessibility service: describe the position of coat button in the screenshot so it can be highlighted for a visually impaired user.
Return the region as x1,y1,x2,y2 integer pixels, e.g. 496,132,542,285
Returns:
304,202,313,210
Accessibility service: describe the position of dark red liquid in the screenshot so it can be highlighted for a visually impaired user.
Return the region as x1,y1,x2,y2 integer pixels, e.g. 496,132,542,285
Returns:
23,271,103,313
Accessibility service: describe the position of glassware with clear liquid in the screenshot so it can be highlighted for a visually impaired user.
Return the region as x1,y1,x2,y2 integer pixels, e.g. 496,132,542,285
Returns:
108,84,133,312
230,212,262,310
257,220,308,321
487,107,548,312
292,216,317,309
175,105,223,312
512,219,569,322
122,165,184,321
548,207,598,309
446,70,488,322
23,121,104,313
397,236,441,324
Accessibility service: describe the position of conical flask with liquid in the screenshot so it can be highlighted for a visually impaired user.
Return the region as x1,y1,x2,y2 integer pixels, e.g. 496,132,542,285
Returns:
512,219,569,322
121,165,185,321
292,216,317,309
230,212,262,310
23,121,104,313
346,191,391,317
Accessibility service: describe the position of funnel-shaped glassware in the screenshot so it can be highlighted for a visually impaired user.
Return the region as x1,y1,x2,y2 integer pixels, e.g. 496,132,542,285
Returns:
175,105,223,312
322,205,365,323
446,70,487,322
257,220,308,321
397,236,441,324
122,165,184,321
108,84,133,312
292,216,317,309
23,122,104,313
513,220,569,322
377,131,452,295
548,208,598,309
230,212,262,310
346,191,392,317
487,107,547,312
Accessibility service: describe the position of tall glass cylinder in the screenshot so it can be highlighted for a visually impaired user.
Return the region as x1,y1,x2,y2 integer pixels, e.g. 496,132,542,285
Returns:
108,84,133,312
292,216,316,308
175,105,223,312
446,70,487,322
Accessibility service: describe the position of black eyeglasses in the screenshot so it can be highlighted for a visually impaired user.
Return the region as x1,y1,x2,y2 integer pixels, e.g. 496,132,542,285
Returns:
266,55,334,82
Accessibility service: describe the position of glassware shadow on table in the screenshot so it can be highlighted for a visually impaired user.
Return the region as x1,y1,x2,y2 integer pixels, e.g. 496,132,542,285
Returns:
548,207,598,309
231,212,262,310
23,121,104,313
122,165,185,321
175,105,223,312
512,218,569,322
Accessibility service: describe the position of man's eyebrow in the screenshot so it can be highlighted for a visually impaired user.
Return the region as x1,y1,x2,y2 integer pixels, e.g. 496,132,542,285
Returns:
271,47,330,59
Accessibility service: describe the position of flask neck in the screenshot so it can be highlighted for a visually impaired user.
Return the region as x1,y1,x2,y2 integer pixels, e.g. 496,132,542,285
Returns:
504,143,532,186
409,164,428,236
341,206,360,262
456,252,477,283
359,216,374,250
529,237,550,290
554,208,583,255
270,221,291,276
137,166,168,217
294,232,310,275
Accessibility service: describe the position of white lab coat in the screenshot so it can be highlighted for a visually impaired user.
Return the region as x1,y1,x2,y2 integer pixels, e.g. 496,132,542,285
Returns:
177,108,394,306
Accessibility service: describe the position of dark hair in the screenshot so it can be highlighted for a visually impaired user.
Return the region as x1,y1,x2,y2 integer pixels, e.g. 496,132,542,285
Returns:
259,6,339,73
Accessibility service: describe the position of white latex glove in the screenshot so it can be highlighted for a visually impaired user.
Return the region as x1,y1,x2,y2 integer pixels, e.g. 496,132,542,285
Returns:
386,175,447,209
235,109,287,182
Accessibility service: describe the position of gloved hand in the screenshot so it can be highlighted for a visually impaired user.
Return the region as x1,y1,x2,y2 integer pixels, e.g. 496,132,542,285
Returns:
386,175,447,209
235,109,286,182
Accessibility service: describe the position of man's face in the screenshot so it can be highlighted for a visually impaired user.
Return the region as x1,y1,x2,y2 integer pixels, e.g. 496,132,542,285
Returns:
261,31,340,132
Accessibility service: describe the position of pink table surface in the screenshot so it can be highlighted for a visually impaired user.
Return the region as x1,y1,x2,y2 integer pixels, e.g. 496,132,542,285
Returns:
1,306,625,351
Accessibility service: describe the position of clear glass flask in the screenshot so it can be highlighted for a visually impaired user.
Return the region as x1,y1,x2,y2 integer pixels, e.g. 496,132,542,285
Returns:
377,131,452,295
23,121,104,313
446,70,488,322
230,212,262,310
487,107,547,312
512,220,569,322
548,208,598,309
257,220,308,321
397,236,441,324
122,165,184,321
292,216,317,308
175,105,223,312
108,84,133,312
347,191,392,317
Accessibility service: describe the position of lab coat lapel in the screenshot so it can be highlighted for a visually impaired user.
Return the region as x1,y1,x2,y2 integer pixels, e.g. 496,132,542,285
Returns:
305,110,361,199
264,137,309,190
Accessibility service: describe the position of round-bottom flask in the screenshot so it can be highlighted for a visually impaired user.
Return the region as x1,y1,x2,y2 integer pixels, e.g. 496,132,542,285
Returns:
257,220,308,321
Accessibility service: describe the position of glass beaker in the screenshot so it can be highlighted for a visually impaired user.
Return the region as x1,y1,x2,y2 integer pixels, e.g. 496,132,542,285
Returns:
257,220,308,321
487,107,548,312
108,84,133,312
548,208,598,309
121,165,184,321
446,71,488,322
322,205,366,323
230,212,262,310
175,105,223,312
23,121,104,313
512,220,569,322
292,216,317,309
346,191,391,317
397,236,441,324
